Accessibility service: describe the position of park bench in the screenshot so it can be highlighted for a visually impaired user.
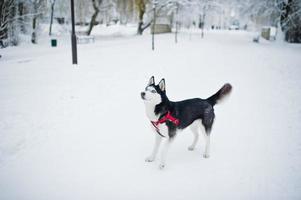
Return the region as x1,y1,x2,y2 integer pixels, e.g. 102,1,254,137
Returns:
76,35,95,44
151,16,172,34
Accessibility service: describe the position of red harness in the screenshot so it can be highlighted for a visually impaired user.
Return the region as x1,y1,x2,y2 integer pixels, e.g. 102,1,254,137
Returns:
151,111,180,137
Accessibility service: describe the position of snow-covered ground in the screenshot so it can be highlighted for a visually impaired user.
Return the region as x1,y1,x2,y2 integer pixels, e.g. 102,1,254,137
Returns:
0,27,301,200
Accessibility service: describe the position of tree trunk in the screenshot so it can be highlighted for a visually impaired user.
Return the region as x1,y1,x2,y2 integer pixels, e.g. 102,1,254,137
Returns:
201,10,206,38
137,21,143,35
8,0,18,46
281,0,301,43
136,0,146,35
31,0,40,44
138,22,151,35
0,0,13,47
87,10,99,35
32,16,37,43
18,2,25,34
86,0,102,36
49,0,56,36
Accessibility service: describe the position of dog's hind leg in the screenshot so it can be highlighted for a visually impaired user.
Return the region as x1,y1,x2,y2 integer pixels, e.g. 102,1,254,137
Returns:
203,131,211,158
188,120,201,151
202,108,214,158
145,133,162,162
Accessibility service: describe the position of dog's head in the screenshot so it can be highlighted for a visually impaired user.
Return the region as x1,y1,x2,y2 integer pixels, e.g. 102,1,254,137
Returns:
141,76,166,105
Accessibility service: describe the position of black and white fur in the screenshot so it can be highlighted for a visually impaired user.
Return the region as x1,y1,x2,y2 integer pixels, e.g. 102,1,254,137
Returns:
141,76,232,169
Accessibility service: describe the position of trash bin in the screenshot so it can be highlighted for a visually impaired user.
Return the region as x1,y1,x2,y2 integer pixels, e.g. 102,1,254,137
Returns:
261,27,270,40
51,39,57,47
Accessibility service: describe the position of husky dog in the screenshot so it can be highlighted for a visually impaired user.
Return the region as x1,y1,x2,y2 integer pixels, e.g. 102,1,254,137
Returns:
141,76,232,169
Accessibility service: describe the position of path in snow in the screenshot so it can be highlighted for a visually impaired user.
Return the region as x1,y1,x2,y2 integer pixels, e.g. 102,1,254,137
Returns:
0,30,301,200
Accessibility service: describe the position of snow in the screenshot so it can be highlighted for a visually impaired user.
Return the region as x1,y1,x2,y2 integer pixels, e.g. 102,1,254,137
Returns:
0,27,301,200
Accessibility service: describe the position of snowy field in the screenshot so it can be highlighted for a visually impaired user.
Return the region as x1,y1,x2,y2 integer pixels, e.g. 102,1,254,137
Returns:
0,27,301,200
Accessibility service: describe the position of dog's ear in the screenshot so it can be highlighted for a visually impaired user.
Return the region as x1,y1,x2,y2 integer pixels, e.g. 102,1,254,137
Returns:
158,78,165,91
147,76,155,86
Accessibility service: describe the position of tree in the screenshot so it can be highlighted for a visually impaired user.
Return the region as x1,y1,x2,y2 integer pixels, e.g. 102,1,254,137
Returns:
279,0,301,43
135,0,150,34
87,0,102,35
28,0,45,44
86,0,115,35
116,0,135,24
7,0,19,46
0,0,14,47
135,0,179,35
242,0,301,43
49,0,56,36
195,0,223,38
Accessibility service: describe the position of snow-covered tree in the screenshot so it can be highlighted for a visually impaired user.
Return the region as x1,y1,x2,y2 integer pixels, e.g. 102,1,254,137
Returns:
86,0,103,35
116,0,136,24
135,0,150,34
86,0,116,35
29,0,45,43
279,0,301,43
240,0,301,43
0,0,15,47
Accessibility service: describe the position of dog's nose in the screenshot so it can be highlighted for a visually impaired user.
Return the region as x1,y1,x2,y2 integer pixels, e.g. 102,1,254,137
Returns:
141,92,145,99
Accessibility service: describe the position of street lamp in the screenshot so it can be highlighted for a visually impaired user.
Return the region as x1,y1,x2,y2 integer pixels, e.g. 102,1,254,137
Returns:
70,0,78,64
175,2,179,43
152,0,158,51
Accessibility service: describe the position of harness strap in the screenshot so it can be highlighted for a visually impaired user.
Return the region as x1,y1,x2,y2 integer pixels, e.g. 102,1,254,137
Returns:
150,111,180,137
151,121,166,137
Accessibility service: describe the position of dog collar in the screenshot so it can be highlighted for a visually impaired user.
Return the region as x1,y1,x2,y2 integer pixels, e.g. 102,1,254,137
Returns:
151,111,180,137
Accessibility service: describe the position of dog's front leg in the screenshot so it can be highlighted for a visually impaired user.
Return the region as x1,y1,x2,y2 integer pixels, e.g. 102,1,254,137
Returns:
159,138,174,169
145,133,162,162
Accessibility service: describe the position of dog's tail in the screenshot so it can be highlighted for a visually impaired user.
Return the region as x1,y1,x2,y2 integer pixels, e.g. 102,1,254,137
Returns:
206,83,232,106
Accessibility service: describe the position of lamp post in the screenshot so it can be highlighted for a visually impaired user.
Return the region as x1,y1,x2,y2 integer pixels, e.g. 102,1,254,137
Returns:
175,2,179,43
152,0,157,51
70,0,78,64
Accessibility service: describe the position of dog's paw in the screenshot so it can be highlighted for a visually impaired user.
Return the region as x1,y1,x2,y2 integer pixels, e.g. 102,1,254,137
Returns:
159,164,165,170
145,156,155,162
188,146,195,151
203,153,210,158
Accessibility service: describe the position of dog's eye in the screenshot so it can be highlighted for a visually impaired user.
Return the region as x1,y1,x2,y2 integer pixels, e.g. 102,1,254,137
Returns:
151,90,156,93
